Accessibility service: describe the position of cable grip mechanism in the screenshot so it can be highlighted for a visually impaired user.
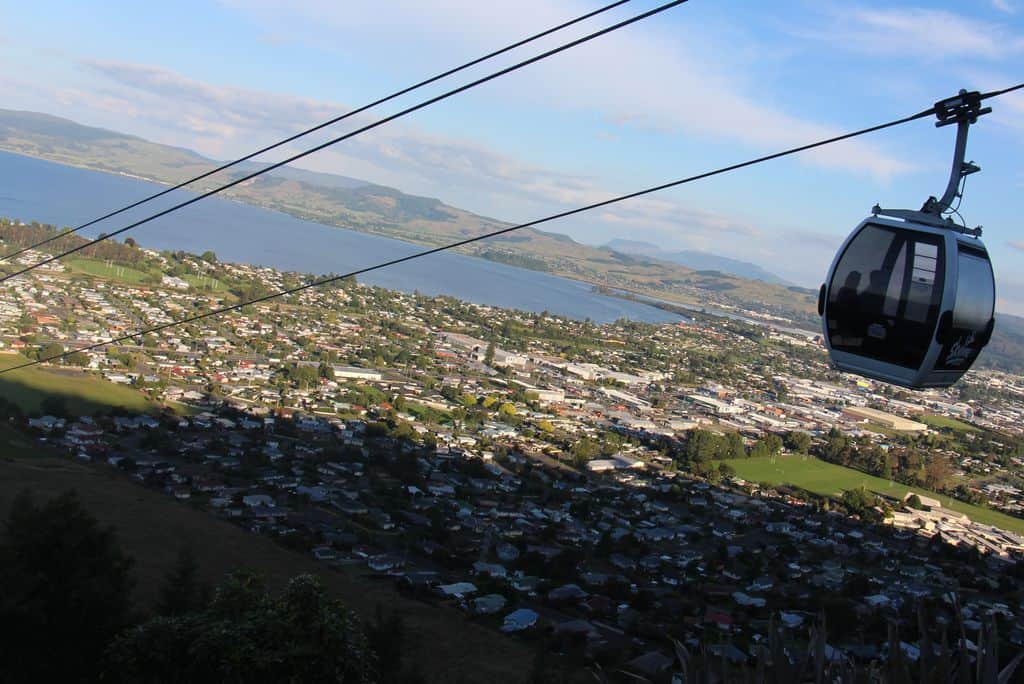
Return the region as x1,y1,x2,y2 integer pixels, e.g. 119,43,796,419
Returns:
872,89,990,236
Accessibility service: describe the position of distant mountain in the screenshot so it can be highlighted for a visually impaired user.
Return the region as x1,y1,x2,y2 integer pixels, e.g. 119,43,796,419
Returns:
979,312,1024,373
0,109,371,191
605,238,792,285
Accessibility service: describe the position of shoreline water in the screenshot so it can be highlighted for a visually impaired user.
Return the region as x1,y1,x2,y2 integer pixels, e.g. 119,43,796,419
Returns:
0,150,687,326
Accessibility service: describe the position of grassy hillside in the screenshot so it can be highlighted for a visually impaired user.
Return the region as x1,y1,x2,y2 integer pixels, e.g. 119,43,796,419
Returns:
0,452,532,682
723,454,1024,535
0,353,151,415
0,423,45,458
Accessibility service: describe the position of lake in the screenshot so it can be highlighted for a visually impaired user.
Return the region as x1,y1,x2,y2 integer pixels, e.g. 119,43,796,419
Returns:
0,151,685,324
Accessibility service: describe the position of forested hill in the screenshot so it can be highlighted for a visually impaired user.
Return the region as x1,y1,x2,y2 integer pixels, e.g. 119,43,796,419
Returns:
981,312,1024,373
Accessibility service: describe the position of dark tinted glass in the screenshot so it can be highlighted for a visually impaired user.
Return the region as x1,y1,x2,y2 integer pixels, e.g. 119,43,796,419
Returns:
935,245,994,371
827,223,944,369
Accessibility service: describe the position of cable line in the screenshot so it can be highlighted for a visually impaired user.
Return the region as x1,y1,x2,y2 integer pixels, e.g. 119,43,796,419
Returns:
979,82,1024,99
0,0,687,283
0,0,632,264
11,90,1011,376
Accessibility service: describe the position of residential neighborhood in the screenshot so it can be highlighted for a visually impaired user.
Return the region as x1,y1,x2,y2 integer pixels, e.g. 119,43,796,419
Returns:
2,228,1024,678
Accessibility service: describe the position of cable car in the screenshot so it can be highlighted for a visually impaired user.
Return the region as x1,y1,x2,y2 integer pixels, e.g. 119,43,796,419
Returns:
819,90,996,389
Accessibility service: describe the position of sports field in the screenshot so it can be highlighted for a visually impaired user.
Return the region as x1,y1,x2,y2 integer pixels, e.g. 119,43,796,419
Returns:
65,257,151,283
0,353,151,415
182,273,227,291
723,454,1024,535
919,413,979,432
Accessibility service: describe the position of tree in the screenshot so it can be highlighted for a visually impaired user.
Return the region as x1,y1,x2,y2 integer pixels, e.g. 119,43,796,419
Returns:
924,456,953,490
484,340,495,366
200,250,217,263
107,572,375,684
784,430,811,454
155,547,210,617
285,364,320,389
0,490,135,683
571,437,601,466
750,433,783,459
718,462,736,479
687,429,724,462
67,351,90,367
725,431,746,459
906,494,923,509
40,341,64,362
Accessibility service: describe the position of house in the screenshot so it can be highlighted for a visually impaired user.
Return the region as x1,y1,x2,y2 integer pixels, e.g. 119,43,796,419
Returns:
242,494,276,508
501,608,540,633
28,416,65,431
312,546,336,562
368,555,403,573
548,583,588,602
471,594,507,615
472,561,507,578
436,582,478,599
732,592,766,608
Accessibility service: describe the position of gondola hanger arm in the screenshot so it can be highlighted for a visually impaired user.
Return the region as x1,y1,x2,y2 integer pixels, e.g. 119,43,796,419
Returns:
873,89,990,236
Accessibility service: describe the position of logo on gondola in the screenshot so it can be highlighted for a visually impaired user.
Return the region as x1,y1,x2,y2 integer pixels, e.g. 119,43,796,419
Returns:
944,332,977,367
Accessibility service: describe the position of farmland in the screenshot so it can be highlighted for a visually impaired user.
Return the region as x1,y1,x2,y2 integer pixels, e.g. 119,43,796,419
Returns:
724,454,1024,535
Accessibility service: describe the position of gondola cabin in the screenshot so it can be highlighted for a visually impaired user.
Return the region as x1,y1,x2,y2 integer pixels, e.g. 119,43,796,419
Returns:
819,216,995,389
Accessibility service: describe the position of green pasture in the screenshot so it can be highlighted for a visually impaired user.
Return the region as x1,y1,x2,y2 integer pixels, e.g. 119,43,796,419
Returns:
0,354,151,415
721,454,1024,535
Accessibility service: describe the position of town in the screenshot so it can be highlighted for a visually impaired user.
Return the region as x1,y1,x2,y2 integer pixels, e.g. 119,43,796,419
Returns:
2,219,1024,679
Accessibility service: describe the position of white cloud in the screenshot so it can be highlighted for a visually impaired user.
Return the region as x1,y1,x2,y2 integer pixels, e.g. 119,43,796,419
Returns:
992,0,1015,14
76,59,761,240
221,0,914,180
36,57,793,287
799,6,1024,61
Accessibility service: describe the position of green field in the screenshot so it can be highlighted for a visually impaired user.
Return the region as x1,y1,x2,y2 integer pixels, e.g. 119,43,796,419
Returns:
66,257,152,283
0,354,151,415
722,454,1024,535
182,273,226,291
920,413,979,432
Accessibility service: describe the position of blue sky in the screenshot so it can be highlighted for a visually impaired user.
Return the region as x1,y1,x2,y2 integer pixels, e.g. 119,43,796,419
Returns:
2,0,1023,311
